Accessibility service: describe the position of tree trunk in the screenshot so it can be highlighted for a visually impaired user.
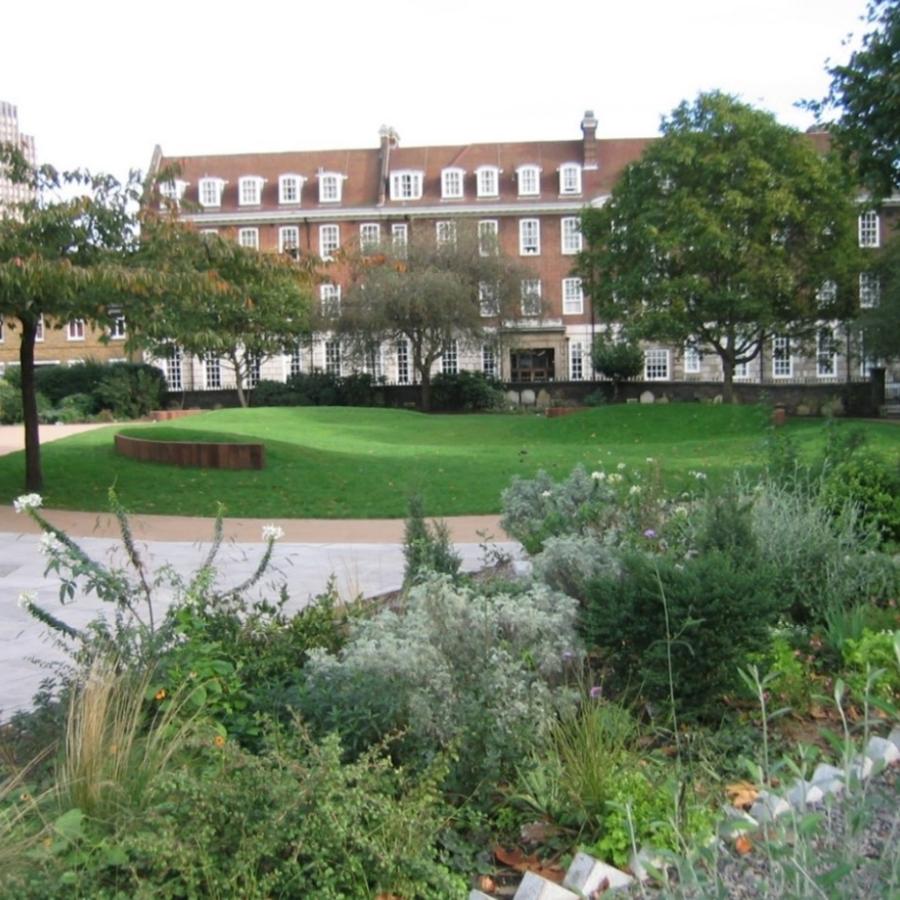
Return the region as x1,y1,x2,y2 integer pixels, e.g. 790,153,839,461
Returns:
722,354,735,404
419,370,432,411
19,318,43,492
230,353,248,408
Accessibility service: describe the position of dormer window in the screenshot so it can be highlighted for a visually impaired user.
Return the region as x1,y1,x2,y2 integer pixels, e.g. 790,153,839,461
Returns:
319,172,343,203
476,166,499,198
516,165,540,197
390,170,424,200
559,163,582,195
158,179,188,208
279,174,305,205
238,176,265,206
441,167,465,199
198,177,226,208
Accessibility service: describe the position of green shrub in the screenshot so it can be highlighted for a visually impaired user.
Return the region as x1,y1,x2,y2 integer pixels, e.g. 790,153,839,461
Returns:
33,359,108,406
431,371,505,411
403,494,461,584
0,379,23,423
512,701,714,868
339,372,378,406
821,450,900,544
4,729,465,899
250,378,298,407
842,629,900,701
583,388,609,406
295,576,580,797
583,551,782,720
532,533,621,603
286,371,343,406
156,585,347,746
749,481,898,625
501,466,616,554
93,363,165,418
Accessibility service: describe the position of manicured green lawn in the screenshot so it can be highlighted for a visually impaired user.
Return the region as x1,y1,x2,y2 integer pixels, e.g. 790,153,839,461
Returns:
0,406,897,518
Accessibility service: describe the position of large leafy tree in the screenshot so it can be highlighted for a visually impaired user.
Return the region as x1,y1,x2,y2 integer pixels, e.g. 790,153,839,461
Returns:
0,147,164,491
335,224,527,409
132,218,315,408
578,92,860,402
807,0,899,200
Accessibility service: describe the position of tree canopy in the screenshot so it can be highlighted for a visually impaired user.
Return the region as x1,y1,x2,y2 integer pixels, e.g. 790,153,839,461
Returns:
577,92,860,402
131,218,315,407
808,0,900,199
0,147,163,490
334,224,528,409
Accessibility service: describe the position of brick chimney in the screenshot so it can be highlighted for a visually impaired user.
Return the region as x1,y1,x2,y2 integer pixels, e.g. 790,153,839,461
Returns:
581,110,598,171
377,125,399,206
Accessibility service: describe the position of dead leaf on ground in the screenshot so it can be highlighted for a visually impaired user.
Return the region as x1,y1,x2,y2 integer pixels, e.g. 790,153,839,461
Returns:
735,835,754,855
493,846,565,883
725,781,759,809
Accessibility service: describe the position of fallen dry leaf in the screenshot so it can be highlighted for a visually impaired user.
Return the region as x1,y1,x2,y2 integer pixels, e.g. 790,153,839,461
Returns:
735,835,754,855
493,846,565,883
726,781,759,809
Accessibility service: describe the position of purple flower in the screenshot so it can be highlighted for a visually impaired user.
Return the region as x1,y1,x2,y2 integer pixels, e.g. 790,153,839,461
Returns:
590,685,603,700
643,528,657,539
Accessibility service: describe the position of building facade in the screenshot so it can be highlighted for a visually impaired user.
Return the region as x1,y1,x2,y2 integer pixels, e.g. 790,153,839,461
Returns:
150,114,897,395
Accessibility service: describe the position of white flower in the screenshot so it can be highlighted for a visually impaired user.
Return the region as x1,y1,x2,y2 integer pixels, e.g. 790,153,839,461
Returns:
694,471,707,481
262,524,285,542
629,485,641,496
38,532,63,556
645,457,655,464
616,462,626,471
17,591,35,610
674,505,689,517
540,490,552,498
13,493,43,514
607,473,623,485
591,471,605,481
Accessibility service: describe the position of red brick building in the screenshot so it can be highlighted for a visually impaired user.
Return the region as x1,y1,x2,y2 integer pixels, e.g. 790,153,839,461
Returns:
148,114,898,397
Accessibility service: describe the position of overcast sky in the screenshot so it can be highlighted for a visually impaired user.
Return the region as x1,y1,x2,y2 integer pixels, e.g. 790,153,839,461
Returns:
2,0,870,178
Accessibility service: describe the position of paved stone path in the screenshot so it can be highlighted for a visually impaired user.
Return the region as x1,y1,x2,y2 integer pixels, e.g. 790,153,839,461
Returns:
0,424,517,720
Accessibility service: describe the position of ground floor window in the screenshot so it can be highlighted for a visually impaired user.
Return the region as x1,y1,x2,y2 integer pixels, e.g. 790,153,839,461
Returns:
287,344,303,378
397,339,410,384
482,344,497,378
325,340,341,376
204,354,221,389
442,340,458,375
644,348,669,381
684,341,701,374
816,327,837,377
364,344,383,379
569,341,584,381
246,352,261,388
772,336,792,378
166,345,183,391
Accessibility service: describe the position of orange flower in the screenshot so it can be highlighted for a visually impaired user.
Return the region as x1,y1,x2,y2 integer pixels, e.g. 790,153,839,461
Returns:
155,688,167,701
213,735,226,749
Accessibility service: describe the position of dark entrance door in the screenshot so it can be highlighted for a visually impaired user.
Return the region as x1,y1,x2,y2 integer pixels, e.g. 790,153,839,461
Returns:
510,348,555,381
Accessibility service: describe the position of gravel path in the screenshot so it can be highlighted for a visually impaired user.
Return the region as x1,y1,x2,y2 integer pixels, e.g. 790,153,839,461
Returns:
631,767,899,898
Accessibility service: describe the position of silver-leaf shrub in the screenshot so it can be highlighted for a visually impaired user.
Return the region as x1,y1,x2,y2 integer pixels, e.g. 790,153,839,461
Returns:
297,575,581,797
